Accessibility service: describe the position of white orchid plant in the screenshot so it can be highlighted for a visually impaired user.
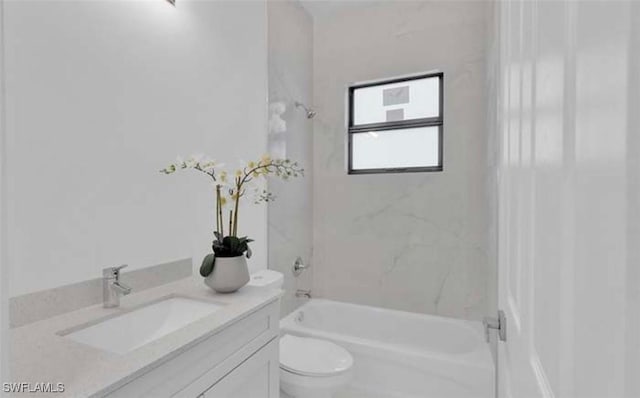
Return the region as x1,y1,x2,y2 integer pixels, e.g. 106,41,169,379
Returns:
160,154,303,277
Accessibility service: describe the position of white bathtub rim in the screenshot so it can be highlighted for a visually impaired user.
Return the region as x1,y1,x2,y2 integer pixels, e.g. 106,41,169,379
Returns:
280,326,494,397
281,324,492,373
298,298,484,329
281,298,493,370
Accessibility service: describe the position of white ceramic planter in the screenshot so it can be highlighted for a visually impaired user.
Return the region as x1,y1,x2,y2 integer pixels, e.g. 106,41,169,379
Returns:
204,255,250,293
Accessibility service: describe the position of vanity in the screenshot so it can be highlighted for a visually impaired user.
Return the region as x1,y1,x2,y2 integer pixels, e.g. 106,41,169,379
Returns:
102,297,280,398
9,277,281,397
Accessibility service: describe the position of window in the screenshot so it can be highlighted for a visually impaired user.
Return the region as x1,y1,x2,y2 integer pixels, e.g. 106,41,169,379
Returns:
347,72,443,174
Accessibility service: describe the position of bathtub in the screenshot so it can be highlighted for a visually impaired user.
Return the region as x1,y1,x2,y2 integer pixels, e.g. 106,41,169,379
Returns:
280,299,494,398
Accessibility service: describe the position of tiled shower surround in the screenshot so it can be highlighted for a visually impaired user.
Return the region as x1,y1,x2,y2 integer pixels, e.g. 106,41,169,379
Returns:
310,1,495,320
267,0,314,316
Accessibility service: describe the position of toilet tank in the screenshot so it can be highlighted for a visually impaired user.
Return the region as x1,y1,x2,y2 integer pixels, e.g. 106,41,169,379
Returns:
247,270,284,290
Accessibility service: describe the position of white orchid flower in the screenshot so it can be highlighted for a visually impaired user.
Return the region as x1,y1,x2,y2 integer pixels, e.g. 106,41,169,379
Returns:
161,154,303,240
199,157,216,171
159,163,176,174
175,155,186,169
184,156,198,168
190,154,204,165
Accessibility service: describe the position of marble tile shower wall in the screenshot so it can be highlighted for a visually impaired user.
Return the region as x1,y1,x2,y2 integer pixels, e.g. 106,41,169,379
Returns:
311,1,495,321
267,0,314,316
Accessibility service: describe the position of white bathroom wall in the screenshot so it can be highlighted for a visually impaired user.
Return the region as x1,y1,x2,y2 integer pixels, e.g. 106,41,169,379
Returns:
628,3,640,392
267,0,314,317
496,1,640,396
311,1,494,320
3,0,268,297
0,0,8,385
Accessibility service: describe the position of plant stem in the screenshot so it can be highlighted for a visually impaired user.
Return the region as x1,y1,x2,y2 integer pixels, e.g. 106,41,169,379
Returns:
229,210,233,237
216,185,223,237
232,177,241,236
215,186,219,235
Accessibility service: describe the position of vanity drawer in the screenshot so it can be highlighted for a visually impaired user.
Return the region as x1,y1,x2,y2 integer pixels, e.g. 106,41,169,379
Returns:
102,300,279,398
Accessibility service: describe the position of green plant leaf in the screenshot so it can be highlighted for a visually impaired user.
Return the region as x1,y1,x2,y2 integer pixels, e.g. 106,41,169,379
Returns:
212,235,253,257
200,254,215,277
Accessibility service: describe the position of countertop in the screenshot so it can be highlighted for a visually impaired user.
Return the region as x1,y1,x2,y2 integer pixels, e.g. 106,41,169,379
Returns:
8,277,282,397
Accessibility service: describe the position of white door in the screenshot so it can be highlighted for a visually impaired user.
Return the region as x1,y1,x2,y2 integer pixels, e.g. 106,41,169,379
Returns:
496,1,640,397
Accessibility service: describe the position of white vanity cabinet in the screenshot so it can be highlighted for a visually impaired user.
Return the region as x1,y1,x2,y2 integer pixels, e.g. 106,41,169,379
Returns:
103,299,280,398
200,339,279,398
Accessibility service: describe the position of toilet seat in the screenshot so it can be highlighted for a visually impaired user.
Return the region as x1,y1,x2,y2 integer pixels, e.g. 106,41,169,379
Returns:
280,334,353,377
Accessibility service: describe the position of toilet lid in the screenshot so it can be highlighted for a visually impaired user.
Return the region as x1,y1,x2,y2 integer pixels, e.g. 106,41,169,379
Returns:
279,334,354,377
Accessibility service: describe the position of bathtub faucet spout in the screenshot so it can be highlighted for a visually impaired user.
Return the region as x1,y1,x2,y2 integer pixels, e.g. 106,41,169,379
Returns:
295,289,312,299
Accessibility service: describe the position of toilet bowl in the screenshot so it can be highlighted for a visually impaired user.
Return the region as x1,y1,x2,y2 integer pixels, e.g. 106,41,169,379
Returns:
279,334,354,398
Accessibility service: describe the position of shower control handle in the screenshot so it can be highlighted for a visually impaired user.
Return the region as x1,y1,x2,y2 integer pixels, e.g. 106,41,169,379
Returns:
292,257,309,276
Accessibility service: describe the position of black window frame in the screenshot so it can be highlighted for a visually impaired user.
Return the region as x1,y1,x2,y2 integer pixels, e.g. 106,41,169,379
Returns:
347,72,444,174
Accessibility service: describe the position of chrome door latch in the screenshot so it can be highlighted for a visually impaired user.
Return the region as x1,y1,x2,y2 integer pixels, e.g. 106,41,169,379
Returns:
483,310,507,342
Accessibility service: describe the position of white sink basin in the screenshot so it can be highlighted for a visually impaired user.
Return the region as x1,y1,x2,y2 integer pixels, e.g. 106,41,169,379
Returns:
65,297,223,354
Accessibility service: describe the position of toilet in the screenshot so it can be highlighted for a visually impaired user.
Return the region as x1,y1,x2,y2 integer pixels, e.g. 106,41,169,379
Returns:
246,269,285,289
248,270,354,397
279,334,354,398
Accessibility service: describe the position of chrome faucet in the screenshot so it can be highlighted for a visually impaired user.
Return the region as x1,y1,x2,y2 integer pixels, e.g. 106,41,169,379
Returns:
295,289,311,299
103,264,132,308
